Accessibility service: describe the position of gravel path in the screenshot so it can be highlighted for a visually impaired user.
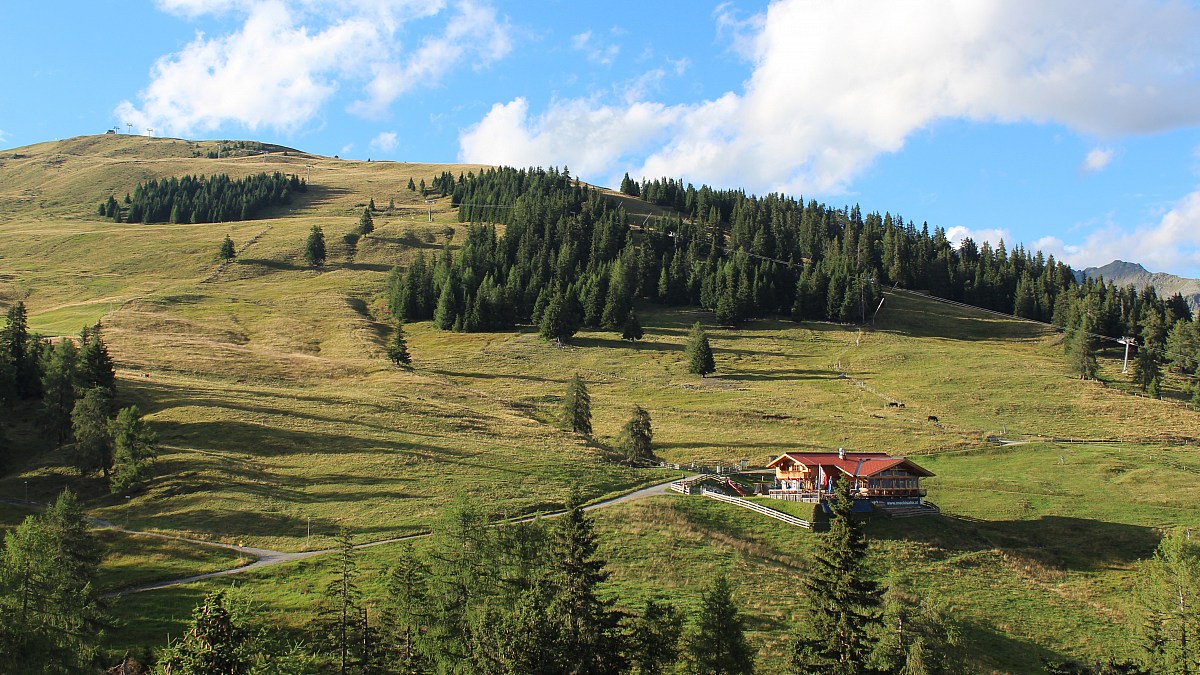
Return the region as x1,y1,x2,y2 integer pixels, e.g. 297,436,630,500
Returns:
102,477,684,596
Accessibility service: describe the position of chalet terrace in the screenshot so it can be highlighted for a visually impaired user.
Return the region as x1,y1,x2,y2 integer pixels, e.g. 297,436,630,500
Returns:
765,449,934,506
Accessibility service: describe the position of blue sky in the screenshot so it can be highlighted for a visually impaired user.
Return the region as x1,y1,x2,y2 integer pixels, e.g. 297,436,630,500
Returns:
4,1,1200,277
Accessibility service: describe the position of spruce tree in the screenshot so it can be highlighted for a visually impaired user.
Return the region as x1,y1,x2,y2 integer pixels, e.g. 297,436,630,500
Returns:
622,311,644,341
304,225,327,267
386,322,412,367
1133,345,1163,398
561,373,592,435
539,289,579,343
685,321,716,377
219,234,236,260
70,387,113,477
358,207,374,235
627,598,683,675
40,339,80,446
80,323,116,392
620,405,653,462
546,497,626,673
158,591,252,674
407,177,416,191
792,477,879,674
682,575,755,674
1069,324,1099,380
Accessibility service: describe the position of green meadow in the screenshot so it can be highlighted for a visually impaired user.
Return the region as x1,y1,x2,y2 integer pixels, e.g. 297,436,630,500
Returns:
1,134,1198,672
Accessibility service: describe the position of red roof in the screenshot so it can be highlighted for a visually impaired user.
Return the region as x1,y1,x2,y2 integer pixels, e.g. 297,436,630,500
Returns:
766,452,934,478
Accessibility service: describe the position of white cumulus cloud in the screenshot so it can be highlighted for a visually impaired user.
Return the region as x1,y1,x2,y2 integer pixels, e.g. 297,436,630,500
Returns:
1038,189,1200,276
1082,147,1115,173
461,0,1200,194
119,0,512,136
370,131,399,153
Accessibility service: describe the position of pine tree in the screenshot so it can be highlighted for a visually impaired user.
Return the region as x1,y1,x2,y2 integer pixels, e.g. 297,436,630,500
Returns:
561,373,592,435
368,198,376,212
539,289,579,343
682,575,755,674
109,405,158,493
387,322,412,367
304,225,327,267
219,234,236,260
685,321,716,377
620,405,653,462
407,177,416,191
158,591,252,674
792,477,879,674
622,311,644,341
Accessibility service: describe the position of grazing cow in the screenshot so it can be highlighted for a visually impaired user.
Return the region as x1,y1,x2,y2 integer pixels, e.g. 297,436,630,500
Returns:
927,415,939,422
887,401,899,407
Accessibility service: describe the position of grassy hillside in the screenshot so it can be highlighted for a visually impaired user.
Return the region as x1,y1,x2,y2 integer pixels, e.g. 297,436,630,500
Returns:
2,134,1198,672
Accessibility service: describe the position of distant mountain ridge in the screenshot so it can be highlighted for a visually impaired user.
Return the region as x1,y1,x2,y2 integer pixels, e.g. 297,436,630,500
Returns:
1076,260,1200,311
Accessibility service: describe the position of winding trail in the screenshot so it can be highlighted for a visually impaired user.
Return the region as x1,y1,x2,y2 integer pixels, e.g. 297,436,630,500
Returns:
100,477,682,597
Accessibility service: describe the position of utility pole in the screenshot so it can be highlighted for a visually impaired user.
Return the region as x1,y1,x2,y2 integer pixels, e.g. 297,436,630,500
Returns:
125,122,132,135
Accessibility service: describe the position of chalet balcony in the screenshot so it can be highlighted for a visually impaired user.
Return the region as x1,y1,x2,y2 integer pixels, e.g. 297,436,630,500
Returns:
768,487,927,502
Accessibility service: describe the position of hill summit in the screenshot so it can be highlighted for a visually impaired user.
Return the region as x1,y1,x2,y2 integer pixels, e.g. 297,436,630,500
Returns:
1077,259,1200,311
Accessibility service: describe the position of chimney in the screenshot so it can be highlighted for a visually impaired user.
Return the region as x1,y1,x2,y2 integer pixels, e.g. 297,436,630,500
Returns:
838,447,846,460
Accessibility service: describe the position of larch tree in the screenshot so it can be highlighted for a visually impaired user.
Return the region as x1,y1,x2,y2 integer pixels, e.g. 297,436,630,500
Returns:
0,489,108,672
108,405,158,493
561,373,592,435
312,527,364,675
1140,529,1200,675
685,321,716,377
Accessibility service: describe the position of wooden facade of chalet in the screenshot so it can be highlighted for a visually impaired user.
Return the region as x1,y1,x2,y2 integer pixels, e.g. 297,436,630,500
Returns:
765,450,934,505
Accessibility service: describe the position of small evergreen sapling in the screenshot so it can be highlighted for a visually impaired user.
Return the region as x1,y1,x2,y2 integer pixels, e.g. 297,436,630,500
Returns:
304,225,326,267
561,373,592,435
387,322,411,367
219,234,236,260
685,322,716,376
